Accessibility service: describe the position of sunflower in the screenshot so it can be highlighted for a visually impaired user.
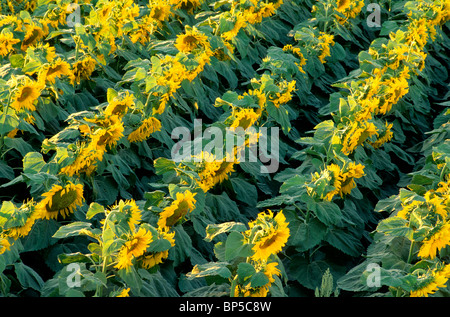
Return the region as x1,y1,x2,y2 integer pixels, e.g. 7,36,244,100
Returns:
116,288,130,297
10,78,43,112
0,235,12,255
115,227,153,270
148,0,173,24
418,223,450,259
0,32,20,56
110,199,142,232
339,162,365,197
171,0,202,13
72,56,97,84
104,92,134,117
317,32,335,64
127,116,162,142
174,27,211,54
270,80,296,107
247,210,290,262
4,199,38,239
21,24,45,51
368,122,393,149
410,266,450,297
341,120,378,155
36,182,84,220
157,190,197,229
59,140,106,177
38,59,74,84
91,115,125,148
229,108,260,130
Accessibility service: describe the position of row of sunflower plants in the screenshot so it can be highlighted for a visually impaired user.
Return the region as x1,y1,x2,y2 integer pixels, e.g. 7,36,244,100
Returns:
254,0,450,295
0,0,449,298
0,0,309,297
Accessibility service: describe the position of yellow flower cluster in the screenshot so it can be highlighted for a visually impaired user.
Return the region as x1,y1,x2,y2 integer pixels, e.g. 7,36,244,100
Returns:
233,210,289,297
0,182,85,255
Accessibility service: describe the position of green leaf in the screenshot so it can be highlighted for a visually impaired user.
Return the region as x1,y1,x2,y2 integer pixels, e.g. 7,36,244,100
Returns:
0,160,14,180
325,228,363,257
230,178,258,206
14,262,44,291
3,137,34,156
225,231,253,261
313,201,342,226
377,217,413,240
21,219,59,252
53,222,93,239
23,152,46,174
205,221,247,242
139,270,180,297
287,214,327,252
237,262,256,284
250,271,270,288
187,262,232,280
86,202,105,220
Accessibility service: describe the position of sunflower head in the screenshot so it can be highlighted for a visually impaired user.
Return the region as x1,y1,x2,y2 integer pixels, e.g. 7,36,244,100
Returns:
157,190,197,229
10,78,43,112
115,227,153,270
246,210,290,262
36,182,84,220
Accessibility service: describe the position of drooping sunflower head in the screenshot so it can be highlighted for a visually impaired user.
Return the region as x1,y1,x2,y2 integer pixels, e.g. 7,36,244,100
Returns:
10,77,43,112
38,59,74,84
174,27,211,54
246,210,290,262
36,182,84,220
229,108,260,130
21,24,45,51
157,190,197,229
90,115,125,148
3,199,38,239
127,116,162,143
339,162,365,197
104,92,134,117
115,227,153,270
111,199,142,232
148,0,173,23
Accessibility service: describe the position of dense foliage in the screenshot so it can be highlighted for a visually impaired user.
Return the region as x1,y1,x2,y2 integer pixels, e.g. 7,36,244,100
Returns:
0,0,449,297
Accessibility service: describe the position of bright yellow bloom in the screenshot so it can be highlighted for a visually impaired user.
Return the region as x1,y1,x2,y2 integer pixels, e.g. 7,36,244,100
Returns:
10,78,43,112
60,140,106,177
115,227,153,270
112,200,142,232
317,32,335,64
0,32,20,56
139,228,175,269
339,162,365,197
116,288,130,297
127,116,162,142
418,223,450,259
341,121,378,156
4,200,38,240
91,115,125,148
0,235,12,255
157,190,197,229
72,56,97,85
36,182,84,220
410,265,450,297
38,59,74,84
229,108,260,130
368,122,393,149
175,27,211,54
21,25,45,51
247,210,290,262
104,92,134,117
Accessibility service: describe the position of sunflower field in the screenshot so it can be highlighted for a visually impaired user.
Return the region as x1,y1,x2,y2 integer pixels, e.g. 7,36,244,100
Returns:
0,0,449,299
